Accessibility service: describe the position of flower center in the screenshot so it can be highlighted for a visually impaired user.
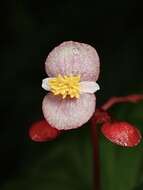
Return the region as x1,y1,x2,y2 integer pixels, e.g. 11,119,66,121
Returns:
49,74,80,99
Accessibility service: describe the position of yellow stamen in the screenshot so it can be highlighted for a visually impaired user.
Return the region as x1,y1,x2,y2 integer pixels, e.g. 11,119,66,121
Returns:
49,74,80,99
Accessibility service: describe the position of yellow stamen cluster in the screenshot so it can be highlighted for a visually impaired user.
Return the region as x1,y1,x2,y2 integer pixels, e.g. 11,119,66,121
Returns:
49,74,80,99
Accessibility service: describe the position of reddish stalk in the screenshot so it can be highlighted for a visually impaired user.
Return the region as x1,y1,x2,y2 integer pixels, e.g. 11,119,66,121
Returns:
91,116,101,190
101,94,143,111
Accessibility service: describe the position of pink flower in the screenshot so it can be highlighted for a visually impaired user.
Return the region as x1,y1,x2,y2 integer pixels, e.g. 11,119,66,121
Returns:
42,41,100,130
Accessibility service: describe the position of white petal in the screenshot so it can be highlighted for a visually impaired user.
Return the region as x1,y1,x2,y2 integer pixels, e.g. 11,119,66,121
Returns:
42,93,96,130
80,81,100,94
42,78,53,91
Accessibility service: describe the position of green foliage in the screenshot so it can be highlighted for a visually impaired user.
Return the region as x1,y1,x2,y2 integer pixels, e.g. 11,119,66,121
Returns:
0,127,93,190
1,102,143,190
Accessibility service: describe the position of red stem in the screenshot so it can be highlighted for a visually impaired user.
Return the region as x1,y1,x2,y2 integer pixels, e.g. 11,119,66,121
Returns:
101,94,143,111
91,117,101,190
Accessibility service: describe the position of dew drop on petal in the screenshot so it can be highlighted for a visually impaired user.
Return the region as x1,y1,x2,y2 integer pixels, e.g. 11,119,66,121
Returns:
72,47,80,55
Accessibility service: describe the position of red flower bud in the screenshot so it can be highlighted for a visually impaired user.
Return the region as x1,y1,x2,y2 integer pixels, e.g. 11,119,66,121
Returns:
29,120,60,142
101,122,142,147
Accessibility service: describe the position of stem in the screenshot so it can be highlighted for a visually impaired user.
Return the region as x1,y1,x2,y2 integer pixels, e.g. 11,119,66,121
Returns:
101,94,143,111
91,117,101,190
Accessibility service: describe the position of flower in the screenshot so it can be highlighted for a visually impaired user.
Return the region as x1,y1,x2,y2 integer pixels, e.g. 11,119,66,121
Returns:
29,120,60,142
101,122,141,147
42,41,100,130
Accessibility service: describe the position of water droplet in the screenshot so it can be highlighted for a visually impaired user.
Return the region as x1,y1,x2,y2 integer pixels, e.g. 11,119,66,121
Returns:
72,48,79,55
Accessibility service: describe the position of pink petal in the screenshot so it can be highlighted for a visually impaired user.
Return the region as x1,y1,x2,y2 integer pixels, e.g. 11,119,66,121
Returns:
29,120,60,142
42,93,96,130
45,41,100,81
101,122,142,147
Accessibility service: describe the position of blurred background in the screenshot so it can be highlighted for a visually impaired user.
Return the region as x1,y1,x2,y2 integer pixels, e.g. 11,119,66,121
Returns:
0,0,143,190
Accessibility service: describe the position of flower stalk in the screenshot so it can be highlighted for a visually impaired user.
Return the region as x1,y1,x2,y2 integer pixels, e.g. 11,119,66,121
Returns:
91,117,101,190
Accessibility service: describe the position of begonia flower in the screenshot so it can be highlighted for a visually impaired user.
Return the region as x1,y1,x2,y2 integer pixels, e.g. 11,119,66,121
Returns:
42,41,100,130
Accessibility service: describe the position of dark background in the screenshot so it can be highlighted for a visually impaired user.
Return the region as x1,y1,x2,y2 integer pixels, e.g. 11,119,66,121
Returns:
0,0,143,189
